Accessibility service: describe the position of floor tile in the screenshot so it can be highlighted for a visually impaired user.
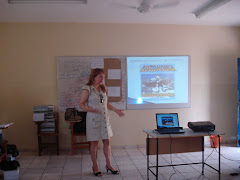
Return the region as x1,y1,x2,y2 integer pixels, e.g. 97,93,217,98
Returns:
120,169,140,177
181,172,209,180
40,172,62,180
174,165,199,173
116,159,134,166
61,172,82,179
118,164,138,171
102,175,123,180
163,172,187,180
20,173,42,180
24,168,45,174
122,175,144,180
143,174,165,180
44,167,63,173
46,162,65,168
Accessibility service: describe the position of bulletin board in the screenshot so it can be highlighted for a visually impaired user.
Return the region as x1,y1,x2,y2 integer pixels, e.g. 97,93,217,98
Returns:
57,56,127,112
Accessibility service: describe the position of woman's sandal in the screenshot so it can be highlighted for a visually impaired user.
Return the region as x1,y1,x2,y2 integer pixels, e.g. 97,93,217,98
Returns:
92,167,102,177
106,166,119,175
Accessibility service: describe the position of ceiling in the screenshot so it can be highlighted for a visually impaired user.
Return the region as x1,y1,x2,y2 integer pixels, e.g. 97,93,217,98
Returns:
0,0,240,26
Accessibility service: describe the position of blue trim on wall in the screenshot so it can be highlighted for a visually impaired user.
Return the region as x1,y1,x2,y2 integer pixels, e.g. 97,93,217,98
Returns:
238,58,240,147
238,105,240,147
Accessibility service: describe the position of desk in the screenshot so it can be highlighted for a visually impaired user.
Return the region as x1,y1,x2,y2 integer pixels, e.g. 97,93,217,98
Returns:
143,128,224,180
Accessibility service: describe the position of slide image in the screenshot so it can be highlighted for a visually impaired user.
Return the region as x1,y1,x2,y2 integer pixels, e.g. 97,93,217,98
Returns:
162,117,174,126
141,74,174,98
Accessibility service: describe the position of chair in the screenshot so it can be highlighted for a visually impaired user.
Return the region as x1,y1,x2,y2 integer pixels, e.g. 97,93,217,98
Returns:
0,140,8,162
69,112,90,155
36,112,59,156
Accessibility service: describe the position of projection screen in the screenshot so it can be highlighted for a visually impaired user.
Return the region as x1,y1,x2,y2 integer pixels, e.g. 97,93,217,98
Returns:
127,56,190,109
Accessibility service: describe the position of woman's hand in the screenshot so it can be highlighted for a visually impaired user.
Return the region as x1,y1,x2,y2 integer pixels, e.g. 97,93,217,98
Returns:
115,109,125,117
107,102,125,117
88,106,99,113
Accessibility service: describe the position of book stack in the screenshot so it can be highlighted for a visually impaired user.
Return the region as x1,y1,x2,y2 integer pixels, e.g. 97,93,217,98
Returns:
33,105,55,133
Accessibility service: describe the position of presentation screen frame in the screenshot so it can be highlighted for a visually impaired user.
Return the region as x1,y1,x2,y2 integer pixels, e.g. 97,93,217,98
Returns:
126,56,191,109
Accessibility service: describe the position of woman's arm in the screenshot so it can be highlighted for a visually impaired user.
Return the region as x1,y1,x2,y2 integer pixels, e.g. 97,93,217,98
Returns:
107,102,125,117
80,89,98,112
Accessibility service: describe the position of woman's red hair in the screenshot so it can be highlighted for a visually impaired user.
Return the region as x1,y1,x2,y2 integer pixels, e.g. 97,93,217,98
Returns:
86,68,106,93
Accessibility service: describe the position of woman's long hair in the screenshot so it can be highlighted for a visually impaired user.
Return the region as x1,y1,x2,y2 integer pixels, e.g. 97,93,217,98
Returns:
86,68,106,93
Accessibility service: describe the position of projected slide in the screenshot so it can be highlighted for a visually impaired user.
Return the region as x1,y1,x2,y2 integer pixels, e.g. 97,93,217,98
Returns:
127,56,190,109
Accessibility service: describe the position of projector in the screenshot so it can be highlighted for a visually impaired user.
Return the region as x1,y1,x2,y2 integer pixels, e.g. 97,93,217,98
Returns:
188,121,215,132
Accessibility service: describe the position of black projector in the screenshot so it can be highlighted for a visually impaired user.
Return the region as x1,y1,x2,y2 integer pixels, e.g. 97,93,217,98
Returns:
188,121,215,132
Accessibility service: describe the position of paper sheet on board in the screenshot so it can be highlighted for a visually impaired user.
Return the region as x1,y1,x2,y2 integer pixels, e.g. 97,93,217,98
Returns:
107,86,121,97
108,69,121,79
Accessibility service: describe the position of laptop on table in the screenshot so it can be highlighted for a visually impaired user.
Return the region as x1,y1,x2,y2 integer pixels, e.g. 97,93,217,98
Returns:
156,113,185,134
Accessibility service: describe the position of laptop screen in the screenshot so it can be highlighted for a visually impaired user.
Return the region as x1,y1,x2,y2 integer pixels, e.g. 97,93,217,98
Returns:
156,113,179,128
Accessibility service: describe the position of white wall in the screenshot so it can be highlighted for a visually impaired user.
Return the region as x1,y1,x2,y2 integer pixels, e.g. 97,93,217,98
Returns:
0,23,239,150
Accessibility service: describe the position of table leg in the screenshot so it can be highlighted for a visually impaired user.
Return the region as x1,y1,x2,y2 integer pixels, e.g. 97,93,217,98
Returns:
156,138,159,180
147,135,149,180
202,136,204,175
218,135,221,180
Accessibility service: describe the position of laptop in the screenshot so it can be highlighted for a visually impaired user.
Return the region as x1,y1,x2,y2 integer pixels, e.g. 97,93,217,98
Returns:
156,113,185,134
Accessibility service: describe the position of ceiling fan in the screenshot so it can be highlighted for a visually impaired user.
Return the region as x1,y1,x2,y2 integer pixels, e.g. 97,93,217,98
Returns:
137,0,180,13
112,0,180,13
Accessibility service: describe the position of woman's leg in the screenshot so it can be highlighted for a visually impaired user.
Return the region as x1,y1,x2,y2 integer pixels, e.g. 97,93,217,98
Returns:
90,141,100,173
102,138,119,173
102,139,112,168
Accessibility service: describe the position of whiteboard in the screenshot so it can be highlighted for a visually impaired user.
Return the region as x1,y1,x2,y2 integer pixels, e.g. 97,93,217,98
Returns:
57,56,126,112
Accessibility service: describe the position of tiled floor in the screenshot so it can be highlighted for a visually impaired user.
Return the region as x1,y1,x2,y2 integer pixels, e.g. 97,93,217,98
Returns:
11,144,240,180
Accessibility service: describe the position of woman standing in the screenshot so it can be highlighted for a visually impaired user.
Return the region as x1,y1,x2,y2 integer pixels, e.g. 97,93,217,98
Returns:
80,68,125,177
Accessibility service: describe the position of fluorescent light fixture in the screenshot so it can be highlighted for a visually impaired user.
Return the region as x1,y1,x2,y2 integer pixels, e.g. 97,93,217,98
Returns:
8,0,87,4
193,0,232,18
